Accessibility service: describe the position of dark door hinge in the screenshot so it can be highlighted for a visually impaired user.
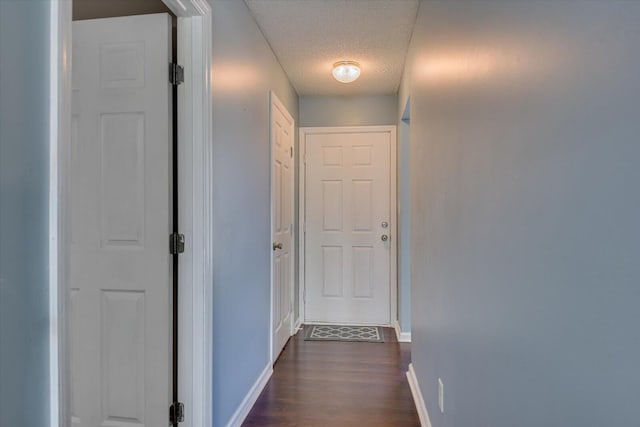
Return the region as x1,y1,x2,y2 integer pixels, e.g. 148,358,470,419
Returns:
170,232,185,255
169,63,184,85
170,401,185,424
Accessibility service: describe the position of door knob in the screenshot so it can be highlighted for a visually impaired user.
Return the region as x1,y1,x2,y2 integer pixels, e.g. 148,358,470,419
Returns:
381,235,388,242
273,242,283,250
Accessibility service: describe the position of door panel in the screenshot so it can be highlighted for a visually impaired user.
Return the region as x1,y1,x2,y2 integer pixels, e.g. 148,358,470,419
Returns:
305,130,392,325
71,14,172,427
100,290,145,423
272,95,295,361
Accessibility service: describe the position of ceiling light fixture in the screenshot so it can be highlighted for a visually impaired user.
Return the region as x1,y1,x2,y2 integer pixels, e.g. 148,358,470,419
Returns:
332,61,361,83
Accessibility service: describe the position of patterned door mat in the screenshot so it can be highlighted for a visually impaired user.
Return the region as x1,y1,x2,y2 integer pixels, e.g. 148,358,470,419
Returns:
304,325,385,343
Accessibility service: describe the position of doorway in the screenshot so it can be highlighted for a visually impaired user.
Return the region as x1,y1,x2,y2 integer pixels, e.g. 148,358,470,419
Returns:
271,92,296,363
298,126,397,326
50,1,213,425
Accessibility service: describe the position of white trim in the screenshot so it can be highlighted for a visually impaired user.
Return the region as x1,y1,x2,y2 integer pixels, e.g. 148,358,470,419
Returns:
52,2,213,426
298,126,398,326
177,15,195,427
389,126,398,326
163,0,209,17
50,1,72,426
394,320,412,343
297,130,307,326
294,317,303,333
407,363,432,427
224,364,273,427
171,3,214,427
270,91,296,364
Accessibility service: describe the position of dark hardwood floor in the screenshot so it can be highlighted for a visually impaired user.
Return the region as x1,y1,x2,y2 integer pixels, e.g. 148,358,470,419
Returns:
243,326,421,427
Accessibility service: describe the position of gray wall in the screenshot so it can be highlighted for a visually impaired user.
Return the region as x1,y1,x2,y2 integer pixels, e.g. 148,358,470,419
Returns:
210,1,298,425
299,95,397,127
397,99,411,333
0,1,51,426
404,1,640,426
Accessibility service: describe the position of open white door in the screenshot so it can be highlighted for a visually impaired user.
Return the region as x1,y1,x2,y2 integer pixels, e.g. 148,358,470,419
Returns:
303,127,396,325
271,93,295,362
70,14,172,427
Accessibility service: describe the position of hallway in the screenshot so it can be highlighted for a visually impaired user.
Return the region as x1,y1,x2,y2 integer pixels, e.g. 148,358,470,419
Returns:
4,0,640,425
243,327,420,426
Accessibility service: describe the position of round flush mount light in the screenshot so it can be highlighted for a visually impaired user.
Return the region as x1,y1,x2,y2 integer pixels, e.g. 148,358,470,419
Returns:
332,61,361,83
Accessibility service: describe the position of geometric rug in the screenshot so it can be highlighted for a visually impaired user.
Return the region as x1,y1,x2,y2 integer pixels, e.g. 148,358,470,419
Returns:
303,324,385,343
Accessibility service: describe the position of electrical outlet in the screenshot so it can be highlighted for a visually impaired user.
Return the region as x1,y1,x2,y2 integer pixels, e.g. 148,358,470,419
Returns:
438,378,444,413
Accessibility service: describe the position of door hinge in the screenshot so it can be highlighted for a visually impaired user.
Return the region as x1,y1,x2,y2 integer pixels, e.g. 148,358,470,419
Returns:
290,147,293,157
170,232,185,255
169,63,184,85
170,401,185,424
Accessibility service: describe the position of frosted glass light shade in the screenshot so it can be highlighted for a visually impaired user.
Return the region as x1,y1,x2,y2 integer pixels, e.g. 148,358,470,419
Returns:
332,61,361,83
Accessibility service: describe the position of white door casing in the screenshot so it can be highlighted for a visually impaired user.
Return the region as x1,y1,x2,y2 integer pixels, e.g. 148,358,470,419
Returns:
271,92,295,362
301,127,397,325
172,5,215,427
71,14,172,427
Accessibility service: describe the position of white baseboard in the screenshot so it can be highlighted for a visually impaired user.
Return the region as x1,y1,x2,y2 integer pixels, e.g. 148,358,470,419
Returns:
407,363,432,427
225,363,273,427
294,318,303,333
394,320,412,343
305,320,391,327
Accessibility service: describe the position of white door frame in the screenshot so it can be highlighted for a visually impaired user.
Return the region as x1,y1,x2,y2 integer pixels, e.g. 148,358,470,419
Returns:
270,91,296,364
48,1,214,426
298,126,398,326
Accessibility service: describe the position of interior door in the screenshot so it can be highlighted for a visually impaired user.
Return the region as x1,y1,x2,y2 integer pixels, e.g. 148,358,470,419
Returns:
304,129,392,325
71,14,172,427
271,94,295,361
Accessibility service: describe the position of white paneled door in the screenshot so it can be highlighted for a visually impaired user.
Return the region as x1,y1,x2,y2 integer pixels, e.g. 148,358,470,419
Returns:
71,14,172,427
304,128,394,325
271,94,295,362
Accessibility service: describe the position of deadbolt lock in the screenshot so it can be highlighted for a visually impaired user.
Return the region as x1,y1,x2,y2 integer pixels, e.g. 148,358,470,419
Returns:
381,235,389,242
381,221,389,228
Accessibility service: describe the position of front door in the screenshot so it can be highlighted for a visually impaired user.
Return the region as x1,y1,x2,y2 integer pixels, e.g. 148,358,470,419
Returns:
70,14,172,427
271,93,295,361
304,128,393,325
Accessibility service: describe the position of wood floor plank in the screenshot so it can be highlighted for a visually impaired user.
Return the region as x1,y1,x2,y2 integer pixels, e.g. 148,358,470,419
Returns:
243,327,421,427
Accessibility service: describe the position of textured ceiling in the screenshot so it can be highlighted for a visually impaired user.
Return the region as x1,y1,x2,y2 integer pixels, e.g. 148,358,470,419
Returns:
244,0,420,96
